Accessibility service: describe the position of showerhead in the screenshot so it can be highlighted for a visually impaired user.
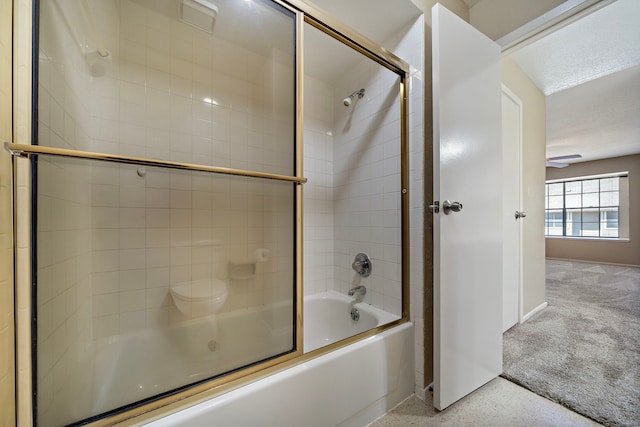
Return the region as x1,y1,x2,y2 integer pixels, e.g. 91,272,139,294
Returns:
343,88,365,107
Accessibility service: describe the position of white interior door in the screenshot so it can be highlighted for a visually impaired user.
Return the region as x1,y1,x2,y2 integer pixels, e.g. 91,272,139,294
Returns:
502,87,523,332
432,4,503,410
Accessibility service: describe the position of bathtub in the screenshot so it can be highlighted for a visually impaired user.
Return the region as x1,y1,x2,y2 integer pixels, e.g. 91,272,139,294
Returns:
146,291,414,427
304,291,401,351
45,302,295,426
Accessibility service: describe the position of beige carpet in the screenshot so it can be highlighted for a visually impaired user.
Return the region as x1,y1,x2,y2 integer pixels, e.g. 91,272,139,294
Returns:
502,259,640,427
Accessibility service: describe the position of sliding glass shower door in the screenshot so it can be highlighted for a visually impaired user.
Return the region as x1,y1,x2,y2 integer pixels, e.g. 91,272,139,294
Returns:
34,0,298,424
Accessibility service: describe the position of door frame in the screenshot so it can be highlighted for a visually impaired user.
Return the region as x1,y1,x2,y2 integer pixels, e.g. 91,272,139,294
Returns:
501,84,525,327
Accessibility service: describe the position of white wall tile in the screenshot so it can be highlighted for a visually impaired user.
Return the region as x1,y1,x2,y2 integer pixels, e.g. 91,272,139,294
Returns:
119,310,146,333
146,267,170,288
146,248,171,269
120,269,146,292
119,228,146,249
119,290,146,313
120,207,146,228
93,293,119,317
119,249,146,270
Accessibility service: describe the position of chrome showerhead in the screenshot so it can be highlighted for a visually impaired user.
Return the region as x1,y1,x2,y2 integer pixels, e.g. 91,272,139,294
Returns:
343,88,365,107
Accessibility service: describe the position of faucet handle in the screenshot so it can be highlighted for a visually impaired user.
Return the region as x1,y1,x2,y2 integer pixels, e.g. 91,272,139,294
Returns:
352,260,364,274
352,253,372,277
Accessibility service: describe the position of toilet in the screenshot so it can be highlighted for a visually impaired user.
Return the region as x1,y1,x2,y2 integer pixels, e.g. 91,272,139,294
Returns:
170,278,228,319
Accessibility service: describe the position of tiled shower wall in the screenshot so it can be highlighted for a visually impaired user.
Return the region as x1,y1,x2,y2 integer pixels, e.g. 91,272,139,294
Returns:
36,0,295,423
302,51,404,316
58,0,294,336
301,16,424,370
36,2,417,420
331,63,403,316
302,75,335,295
37,0,95,419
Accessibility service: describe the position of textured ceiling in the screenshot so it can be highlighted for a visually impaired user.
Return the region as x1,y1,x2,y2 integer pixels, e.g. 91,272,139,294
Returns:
546,63,640,162
509,0,640,163
510,0,640,96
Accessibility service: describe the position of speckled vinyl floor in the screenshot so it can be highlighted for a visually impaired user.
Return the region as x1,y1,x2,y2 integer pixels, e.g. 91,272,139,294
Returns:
369,378,601,426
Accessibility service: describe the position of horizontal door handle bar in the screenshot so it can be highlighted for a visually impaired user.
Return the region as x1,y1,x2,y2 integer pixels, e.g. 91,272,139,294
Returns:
4,142,307,184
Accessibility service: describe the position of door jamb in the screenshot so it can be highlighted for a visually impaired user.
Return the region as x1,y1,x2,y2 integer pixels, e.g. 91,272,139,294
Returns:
501,84,524,325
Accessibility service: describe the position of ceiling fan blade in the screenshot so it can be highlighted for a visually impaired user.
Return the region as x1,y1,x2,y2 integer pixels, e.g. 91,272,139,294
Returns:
546,154,582,161
546,161,569,168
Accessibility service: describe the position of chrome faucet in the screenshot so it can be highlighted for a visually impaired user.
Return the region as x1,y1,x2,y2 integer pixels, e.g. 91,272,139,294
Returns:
348,285,367,297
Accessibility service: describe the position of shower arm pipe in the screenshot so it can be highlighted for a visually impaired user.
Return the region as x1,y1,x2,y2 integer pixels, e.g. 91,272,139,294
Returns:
4,142,307,184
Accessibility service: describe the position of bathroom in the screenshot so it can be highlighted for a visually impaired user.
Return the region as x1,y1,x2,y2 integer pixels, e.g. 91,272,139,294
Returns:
2,0,425,425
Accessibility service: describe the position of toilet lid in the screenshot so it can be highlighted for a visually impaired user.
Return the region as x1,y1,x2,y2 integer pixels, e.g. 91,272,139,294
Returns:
170,278,228,301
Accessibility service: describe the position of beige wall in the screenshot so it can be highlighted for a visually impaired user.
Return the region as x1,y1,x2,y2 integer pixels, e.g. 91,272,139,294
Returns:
468,0,565,40
546,154,640,266
502,57,547,316
1,0,16,425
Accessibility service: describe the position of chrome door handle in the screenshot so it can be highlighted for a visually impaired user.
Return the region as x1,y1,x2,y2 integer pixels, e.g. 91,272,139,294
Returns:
442,200,463,215
515,211,527,219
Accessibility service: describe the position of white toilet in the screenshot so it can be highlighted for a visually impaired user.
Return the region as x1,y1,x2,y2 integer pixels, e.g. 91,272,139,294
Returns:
170,278,228,319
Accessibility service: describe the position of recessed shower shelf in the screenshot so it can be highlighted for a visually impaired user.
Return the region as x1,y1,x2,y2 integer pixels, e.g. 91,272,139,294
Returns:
228,262,256,280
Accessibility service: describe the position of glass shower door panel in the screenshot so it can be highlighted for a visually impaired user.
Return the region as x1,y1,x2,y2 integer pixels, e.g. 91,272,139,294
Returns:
302,22,404,352
36,0,297,424
37,0,295,171
35,158,295,425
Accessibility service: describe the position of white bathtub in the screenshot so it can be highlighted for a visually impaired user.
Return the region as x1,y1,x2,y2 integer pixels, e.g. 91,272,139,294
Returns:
304,291,401,351
45,302,295,426
146,291,413,427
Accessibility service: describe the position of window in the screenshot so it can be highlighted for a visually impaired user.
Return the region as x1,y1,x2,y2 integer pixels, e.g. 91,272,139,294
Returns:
545,173,629,239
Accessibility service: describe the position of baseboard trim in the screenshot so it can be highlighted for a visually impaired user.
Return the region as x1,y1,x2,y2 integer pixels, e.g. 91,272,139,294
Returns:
521,302,548,323
546,257,640,268
415,383,431,400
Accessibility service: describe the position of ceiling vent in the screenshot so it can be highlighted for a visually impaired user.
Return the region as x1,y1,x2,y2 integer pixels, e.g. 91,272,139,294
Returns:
179,0,218,34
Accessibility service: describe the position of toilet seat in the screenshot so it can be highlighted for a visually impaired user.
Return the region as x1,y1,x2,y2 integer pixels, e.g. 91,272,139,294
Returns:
170,278,228,319
170,278,228,302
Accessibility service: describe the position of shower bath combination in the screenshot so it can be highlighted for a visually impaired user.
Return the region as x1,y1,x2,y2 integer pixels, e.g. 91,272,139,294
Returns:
16,0,412,423
343,88,365,106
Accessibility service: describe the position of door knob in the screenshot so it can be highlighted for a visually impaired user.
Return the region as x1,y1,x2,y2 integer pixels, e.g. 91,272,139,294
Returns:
442,200,463,215
515,211,526,219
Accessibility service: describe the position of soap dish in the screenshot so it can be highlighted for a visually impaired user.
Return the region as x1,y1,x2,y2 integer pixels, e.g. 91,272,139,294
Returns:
228,262,256,280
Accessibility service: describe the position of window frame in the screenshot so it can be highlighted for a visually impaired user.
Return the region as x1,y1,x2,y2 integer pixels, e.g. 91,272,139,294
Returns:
545,172,629,239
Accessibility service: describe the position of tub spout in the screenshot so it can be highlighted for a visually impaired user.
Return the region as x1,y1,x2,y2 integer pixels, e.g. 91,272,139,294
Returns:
348,285,366,297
